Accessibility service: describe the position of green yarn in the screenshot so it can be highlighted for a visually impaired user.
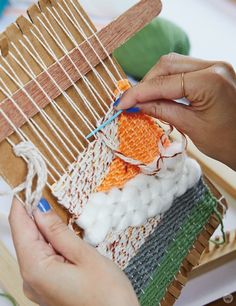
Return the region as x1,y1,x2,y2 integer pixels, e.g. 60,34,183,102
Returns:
139,191,217,306
113,18,190,80
0,293,17,306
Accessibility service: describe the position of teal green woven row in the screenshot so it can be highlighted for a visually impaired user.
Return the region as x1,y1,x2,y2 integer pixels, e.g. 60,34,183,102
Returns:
140,190,217,306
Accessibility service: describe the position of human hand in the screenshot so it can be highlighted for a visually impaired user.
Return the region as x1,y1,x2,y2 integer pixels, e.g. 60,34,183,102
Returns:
9,198,139,306
117,53,236,170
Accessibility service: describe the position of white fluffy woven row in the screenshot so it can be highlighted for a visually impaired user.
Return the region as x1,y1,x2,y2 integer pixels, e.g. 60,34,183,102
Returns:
77,143,202,246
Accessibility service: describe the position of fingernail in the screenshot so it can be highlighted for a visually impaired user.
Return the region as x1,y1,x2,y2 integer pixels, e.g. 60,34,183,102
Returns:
113,97,121,108
37,198,51,213
125,107,141,114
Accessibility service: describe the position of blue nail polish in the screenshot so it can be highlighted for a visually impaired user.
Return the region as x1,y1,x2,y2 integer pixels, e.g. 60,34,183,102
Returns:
37,198,51,213
113,97,121,107
125,107,140,114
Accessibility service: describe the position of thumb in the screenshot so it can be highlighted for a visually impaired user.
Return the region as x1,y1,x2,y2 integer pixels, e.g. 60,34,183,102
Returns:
34,198,90,264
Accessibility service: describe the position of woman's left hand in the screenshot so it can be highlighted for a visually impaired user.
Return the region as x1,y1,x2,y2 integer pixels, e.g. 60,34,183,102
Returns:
9,198,139,306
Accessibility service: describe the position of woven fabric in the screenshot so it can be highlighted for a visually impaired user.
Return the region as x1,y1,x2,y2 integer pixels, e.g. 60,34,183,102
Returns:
124,178,207,296
136,182,217,305
52,79,218,304
98,112,169,192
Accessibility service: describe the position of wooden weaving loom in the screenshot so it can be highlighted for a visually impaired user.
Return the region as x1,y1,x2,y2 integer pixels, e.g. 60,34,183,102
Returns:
0,0,227,305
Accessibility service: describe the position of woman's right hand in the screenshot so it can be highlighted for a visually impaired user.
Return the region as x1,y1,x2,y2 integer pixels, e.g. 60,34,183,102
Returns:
117,54,236,170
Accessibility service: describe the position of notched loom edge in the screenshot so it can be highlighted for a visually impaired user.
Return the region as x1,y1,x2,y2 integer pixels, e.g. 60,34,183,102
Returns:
0,0,162,141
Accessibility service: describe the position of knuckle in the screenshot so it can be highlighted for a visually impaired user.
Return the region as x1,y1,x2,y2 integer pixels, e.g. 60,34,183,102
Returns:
48,218,67,236
147,76,166,100
159,52,178,69
212,61,235,81
134,84,144,104
217,61,234,74
150,102,162,119
23,283,34,300
156,103,163,119
208,67,226,86
22,284,39,304
150,75,166,93
21,267,39,287
135,90,142,104
151,104,159,118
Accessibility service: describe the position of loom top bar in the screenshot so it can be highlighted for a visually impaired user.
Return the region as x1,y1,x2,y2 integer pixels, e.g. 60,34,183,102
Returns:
0,0,162,142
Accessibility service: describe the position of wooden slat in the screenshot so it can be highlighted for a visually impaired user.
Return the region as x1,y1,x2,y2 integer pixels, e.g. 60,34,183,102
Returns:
0,0,162,142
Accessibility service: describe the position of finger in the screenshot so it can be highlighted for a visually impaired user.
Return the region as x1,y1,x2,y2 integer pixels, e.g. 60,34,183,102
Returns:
144,53,215,81
118,74,185,110
9,199,56,270
138,100,195,133
34,198,90,264
118,66,215,111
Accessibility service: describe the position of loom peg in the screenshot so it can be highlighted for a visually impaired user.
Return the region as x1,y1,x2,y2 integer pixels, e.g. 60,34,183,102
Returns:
176,270,188,286
27,4,42,23
226,231,230,243
205,223,215,236
186,249,201,266
197,233,209,247
213,236,220,249
209,214,220,229
16,15,33,34
38,0,52,11
205,242,210,253
193,240,205,254
0,34,9,57
168,281,182,299
164,292,176,305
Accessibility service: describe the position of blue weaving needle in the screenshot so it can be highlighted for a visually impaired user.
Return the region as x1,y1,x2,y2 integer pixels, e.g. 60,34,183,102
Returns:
86,110,123,139
86,106,140,139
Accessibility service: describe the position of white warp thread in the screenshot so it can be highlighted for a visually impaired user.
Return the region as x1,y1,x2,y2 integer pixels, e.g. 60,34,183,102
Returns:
52,108,119,215
13,142,47,215
77,143,202,246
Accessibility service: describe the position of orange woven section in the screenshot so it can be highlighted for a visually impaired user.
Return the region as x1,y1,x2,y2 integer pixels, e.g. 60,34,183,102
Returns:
97,157,140,191
97,81,169,192
114,79,131,96
118,113,166,164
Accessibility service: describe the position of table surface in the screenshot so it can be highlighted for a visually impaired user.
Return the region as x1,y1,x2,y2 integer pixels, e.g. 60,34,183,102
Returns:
0,1,236,305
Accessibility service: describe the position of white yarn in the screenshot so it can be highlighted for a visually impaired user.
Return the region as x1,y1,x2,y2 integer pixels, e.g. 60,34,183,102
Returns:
13,142,47,215
52,108,120,215
77,143,202,246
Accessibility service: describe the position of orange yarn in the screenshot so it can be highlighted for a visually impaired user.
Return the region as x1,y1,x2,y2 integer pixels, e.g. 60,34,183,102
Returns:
114,79,131,96
97,158,139,191
97,81,170,192
118,113,165,164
